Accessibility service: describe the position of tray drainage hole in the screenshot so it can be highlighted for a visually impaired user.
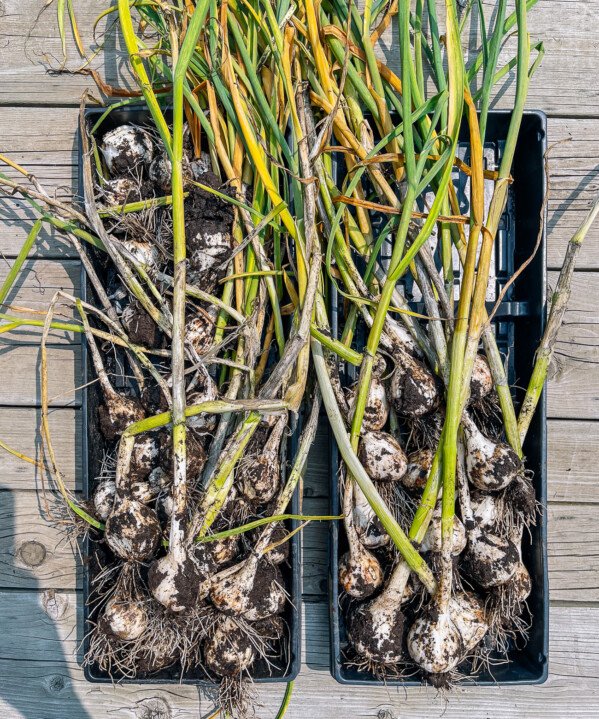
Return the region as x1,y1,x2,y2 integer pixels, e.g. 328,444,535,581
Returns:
18,540,47,567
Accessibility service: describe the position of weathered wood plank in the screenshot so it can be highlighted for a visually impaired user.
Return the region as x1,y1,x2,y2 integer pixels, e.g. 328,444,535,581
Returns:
0,343,81,406
0,407,81,491
0,259,80,343
1,0,599,119
0,593,596,719
0,492,80,589
546,271,599,419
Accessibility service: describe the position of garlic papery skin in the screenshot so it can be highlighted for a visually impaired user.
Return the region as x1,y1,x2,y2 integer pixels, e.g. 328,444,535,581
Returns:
349,561,411,665
420,506,467,557
358,431,408,482
462,413,522,492
402,448,434,491
449,591,489,652
469,354,493,403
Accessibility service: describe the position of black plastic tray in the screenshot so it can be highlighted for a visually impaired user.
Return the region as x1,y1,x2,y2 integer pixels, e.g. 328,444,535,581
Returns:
78,105,301,685
329,110,549,685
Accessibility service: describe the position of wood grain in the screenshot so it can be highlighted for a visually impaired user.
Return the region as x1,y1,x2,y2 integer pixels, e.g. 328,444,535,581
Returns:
0,259,80,343
0,492,80,589
0,343,82,406
1,0,599,118
0,593,597,719
0,407,81,491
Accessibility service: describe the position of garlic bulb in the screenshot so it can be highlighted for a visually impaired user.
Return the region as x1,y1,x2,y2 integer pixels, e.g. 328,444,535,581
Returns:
92,479,116,521
449,591,488,652
210,556,285,620
101,594,148,641
98,393,145,441
238,417,285,505
148,551,207,613
402,448,434,491
101,124,154,176
358,430,408,482
346,355,389,431
204,617,256,676
407,599,463,674
420,506,467,557
349,561,411,665
469,354,493,403
390,349,438,418
461,528,519,588
104,497,161,561
462,413,521,492
101,177,139,206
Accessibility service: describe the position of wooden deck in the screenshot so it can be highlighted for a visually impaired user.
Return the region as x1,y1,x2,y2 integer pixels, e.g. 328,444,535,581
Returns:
1,1,598,716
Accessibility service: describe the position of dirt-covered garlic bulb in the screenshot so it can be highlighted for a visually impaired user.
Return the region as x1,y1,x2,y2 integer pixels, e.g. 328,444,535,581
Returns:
210,556,286,621
119,238,160,275
346,356,389,432
349,561,411,665
101,593,148,641
148,549,208,613
420,506,467,556
462,413,522,492
338,482,383,598
104,496,162,561
92,479,116,521
449,590,489,653
238,417,286,505
186,306,218,357
407,597,464,675
469,354,494,403
98,393,145,442
101,177,139,206
204,617,256,676
402,448,434,491
129,434,160,482
390,348,438,418
469,489,503,529
101,125,154,176
358,430,408,482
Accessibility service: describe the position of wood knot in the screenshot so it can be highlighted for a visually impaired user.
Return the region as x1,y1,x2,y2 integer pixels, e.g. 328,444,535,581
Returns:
41,589,69,620
135,697,172,719
377,711,397,719
18,540,47,567
45,674,67,695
